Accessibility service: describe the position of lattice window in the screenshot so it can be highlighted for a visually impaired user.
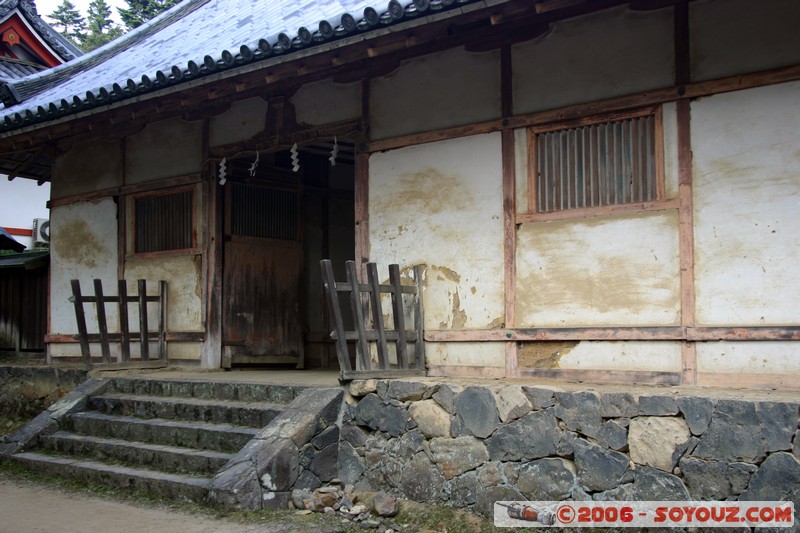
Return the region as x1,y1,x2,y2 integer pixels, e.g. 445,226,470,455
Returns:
230,183,298,241
134,190,194,253
528,108,663,215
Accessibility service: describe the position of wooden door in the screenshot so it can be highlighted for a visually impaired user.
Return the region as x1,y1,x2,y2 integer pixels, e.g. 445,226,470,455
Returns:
223,180,303,367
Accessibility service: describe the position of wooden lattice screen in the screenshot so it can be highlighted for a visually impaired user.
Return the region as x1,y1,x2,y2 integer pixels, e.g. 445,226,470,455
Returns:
320,260,425,381
70,279,166,364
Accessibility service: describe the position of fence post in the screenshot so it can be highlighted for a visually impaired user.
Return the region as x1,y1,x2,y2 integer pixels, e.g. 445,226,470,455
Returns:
93,279,112,363
70,280,90,362
138,279,149,361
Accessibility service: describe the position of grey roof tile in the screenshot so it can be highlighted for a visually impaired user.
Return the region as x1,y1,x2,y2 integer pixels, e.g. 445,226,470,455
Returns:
0,0,484,132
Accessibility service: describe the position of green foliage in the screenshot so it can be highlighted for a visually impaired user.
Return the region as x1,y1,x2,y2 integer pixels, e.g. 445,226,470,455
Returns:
118,0,181,30
48,0,86,40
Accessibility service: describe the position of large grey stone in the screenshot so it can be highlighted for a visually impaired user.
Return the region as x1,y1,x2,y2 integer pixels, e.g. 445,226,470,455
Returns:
493,385,532,423
408,399,451,438
293,387,343,426
793,430,800,458
574,440,630,492
455,386,500,438
476,485,525,517
677,396,713,436
554,391,602,439
522,385,563,409
679,457,730,499
757,402,798,452
596,419,628,451
556,430,579,457
638,395,679,416
444,470,479,507
256,437,300,492
693,400,767,463
311,425,339,450
486,409,560,461
349,379,377,397
516,458,577,500
258,410,321,448
386,380,429,402
338,440,365,485
599,392,638,417
727,462,757,495
431,383,463,414
309,443,338,482
354,393,411,437
340,423,368,448
397,452,445,502
629,416,691,471
740,452,800,509
429,436,489,480
210,461,263,510
631,466,690,500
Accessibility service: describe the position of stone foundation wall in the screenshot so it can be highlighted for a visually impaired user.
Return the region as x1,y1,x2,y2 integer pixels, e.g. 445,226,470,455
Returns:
338,380,800,517
0,366,88,422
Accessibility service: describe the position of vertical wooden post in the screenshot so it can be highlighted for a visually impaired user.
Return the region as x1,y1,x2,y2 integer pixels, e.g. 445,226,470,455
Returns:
93,279,111,363
502,130,518,378
118,280,130,362
367,263,389,369
158,280,167,360
412,265,425,370
138,279,149,361
389,264,409,368
321,259,351,373
70,280,90,362
346,261,371,371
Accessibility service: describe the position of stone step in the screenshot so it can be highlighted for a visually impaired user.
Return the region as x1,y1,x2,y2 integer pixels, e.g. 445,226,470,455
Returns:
11,452,210,502
88,393,283,428
65,411,259,453
40,431,233,475
106,378,307,403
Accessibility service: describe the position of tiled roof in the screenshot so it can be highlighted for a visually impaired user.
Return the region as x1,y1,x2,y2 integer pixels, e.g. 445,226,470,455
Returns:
0,250,49,267
0,226,26,252
0,0,486,133
0,0,83,63
0,57,45,80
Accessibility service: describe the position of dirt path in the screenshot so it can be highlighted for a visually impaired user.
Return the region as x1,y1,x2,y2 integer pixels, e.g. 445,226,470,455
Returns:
0,473,343,533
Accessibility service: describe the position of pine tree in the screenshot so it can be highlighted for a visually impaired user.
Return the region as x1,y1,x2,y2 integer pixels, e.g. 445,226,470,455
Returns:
118,0,181,30
48,0,86,41
81,0,124,51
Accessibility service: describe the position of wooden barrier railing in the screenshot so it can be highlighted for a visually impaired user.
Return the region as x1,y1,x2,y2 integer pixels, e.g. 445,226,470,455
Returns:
70,279,166,364
320,260,425,381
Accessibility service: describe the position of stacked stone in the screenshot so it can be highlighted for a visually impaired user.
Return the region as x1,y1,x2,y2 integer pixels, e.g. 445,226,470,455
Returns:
339,379,800,517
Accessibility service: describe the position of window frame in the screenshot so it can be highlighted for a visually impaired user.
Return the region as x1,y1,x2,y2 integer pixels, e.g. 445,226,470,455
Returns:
128,184,199,258
521,105,669,223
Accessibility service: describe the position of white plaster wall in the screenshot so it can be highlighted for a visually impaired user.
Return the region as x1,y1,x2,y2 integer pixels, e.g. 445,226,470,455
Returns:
692,81,800,325
697,342,800,374
513,5,674,115
209,96,268,147
690,0,800,81
370,47,501,140
516,212,681,327
126,118,203,184
427,342,504,370
292,79,360,126
124,255,204,333
49,199,119,342
551,340,682,372
52,139,123,199
369,134,506,344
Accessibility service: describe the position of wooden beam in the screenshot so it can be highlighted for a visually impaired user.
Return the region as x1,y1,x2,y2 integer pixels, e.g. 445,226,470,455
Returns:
517,198,680,223
518,368,682,385
502,127,517,378
425,326,800,342
696,372,800,391
676,98,696,385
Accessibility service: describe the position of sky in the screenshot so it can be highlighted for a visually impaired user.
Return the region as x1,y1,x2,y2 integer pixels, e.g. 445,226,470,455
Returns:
35,0,127,25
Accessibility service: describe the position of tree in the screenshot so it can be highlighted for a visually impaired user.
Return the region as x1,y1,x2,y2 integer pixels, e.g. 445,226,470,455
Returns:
48,0,86,41
81,0,124,51
118,0,180,30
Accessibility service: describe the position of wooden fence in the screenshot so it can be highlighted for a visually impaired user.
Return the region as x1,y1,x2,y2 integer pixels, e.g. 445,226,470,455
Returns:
320,260,425,381
70,279,166,364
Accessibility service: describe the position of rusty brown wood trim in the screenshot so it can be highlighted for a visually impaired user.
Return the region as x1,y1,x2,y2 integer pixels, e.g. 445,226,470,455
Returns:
676,98,696,386
363,64,800,154
341,369,427,381
426,326,800,342
696,372,800,390
501,128,517,378
516,198,680,224
45,331,205,343
48,174,203,208
426,365,506,378
517,368,682,385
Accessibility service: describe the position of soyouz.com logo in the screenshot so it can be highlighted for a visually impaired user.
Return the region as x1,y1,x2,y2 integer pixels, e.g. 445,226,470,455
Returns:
493,501,795,528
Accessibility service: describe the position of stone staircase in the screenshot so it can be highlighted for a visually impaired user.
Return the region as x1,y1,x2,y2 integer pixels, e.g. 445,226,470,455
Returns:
5,377,312,503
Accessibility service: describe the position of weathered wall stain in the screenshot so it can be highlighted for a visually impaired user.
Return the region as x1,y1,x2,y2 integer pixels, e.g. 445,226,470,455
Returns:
371,168,475,216
518,341,579,368
51,218,108,269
